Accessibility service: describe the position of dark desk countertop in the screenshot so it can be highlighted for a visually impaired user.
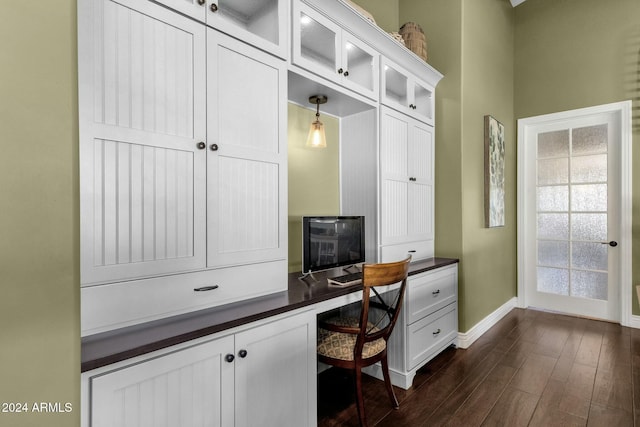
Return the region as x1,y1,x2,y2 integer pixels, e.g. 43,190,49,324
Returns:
81,257,458,372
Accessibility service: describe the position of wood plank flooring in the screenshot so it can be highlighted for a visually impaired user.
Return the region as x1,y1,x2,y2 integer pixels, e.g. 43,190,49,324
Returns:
317,308,639,426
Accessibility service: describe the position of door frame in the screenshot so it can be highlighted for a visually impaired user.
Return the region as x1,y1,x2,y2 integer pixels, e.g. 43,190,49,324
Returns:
517,101,633,325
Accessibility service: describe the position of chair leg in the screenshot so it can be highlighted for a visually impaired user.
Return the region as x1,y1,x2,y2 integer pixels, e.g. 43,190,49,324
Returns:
354,367,368,427
381,354,399,409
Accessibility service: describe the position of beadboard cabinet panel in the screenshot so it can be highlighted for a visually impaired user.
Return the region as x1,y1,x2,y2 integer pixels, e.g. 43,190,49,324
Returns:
340,109,378,263
90,335,234,427
85,310,316,427
206,30,287,268
379,106,434,256
234,310,317,427
80,0,207,286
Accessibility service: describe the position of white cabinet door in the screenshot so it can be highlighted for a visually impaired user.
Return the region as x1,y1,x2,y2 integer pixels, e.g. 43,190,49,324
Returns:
408,121,434,242
90,335,235,427
381,57,434,125
234,311,317,427
380,107,434,250
206,30,287,268
79,0,207,285
292,1,379,99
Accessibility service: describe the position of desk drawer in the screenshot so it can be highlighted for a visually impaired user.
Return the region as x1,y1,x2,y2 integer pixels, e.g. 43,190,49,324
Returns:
407,304,457,370
380,241,433,263
406,265,457,325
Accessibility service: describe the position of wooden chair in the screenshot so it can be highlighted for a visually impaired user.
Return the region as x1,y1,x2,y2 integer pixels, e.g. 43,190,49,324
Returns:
317,257,411,427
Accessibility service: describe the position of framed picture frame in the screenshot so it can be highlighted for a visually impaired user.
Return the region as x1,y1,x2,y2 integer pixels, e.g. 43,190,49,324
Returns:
484,115,505,228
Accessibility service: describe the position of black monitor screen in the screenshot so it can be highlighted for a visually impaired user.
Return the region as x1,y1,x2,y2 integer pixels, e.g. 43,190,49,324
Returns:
302,216,365,273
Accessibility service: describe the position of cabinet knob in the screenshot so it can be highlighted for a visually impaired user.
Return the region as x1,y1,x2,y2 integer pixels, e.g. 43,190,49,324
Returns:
238,349,248,358
337,68,343,74
197,141,206,150
409,177,417,182
432,289,440,296
210,143,219,151
197,0,205,5
433,329,441,336
210,3,218,12
343,70,349,77
225,354,235,363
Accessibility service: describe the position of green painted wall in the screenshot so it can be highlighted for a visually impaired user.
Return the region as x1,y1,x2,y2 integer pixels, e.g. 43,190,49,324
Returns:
0,2,80,427
350,0,400,34
399,0,516,332
514,0,640,315
287,104,341,272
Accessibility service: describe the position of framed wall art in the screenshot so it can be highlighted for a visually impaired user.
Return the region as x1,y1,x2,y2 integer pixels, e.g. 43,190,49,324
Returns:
484,115,505,228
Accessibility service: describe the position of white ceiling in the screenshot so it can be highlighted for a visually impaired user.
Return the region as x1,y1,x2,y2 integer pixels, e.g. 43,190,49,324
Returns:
510,0,528,6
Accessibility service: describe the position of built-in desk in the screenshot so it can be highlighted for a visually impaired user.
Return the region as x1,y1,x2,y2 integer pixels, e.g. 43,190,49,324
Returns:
81,257,458,372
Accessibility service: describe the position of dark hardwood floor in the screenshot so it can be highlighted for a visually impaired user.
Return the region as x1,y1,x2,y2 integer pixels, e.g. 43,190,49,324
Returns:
318,308,639,426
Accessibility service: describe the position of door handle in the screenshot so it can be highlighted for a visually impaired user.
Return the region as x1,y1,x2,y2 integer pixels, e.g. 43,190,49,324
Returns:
600,241,618,247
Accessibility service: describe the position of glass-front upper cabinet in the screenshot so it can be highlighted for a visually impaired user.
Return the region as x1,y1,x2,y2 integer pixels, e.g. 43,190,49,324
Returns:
292,1,379,100
381,57,434,125
154,0,288,58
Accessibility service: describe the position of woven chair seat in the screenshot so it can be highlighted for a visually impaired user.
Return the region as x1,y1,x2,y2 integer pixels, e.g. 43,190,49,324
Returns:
317,317,386,361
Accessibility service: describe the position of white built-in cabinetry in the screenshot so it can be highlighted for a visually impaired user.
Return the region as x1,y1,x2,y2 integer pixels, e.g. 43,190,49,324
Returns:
152,0,288,58
381,57,435,124
379,106,435,262
80,0,452,424
292,1,379,99
79,0,287,335
84,310,317,427
365,264,458,389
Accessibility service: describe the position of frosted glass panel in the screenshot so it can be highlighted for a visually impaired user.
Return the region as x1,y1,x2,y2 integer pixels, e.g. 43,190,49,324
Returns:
537,267,569,295
571,213,607,241
538,158,568,185
571,154,607,183
537,186,568,211
572,124,608,155
537,214,569,240
571,184,607,211
538,241,569,268
571,242,607,270
300,13,336,71
538,130,569,158
571,270,607,300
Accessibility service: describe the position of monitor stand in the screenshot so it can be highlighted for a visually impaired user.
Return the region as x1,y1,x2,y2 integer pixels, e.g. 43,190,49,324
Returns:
298,270,319,284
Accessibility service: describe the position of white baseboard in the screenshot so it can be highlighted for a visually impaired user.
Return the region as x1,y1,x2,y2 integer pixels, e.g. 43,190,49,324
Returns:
624,314,640,329
456,297,517,349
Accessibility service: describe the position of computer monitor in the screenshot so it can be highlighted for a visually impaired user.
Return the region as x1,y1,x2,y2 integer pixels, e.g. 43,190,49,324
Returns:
302,216,365,274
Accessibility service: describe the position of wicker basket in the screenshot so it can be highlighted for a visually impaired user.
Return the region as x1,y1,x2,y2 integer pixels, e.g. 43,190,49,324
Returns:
399,22,427,61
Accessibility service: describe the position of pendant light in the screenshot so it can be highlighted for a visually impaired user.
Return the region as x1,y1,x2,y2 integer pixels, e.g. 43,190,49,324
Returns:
306,95,328,148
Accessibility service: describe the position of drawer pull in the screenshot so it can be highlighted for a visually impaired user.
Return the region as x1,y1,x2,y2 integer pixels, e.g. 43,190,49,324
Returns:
433,329,441,336
432,289,440,296
194,285,219,292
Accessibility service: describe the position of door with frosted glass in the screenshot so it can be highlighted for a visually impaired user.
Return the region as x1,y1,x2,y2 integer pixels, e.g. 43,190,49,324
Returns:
520,107,622,321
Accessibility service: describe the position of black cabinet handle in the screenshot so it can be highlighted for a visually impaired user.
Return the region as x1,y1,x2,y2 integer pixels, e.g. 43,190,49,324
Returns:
197,141,206,150
343,70,349,77
433,329,441,336
210,143,219,151
225,354,235,363
210,3,218,12
432,289,440,295
337,68,343,74
193,285,219,292
238,349,248,358
601,241,618,247
197,0,205,5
